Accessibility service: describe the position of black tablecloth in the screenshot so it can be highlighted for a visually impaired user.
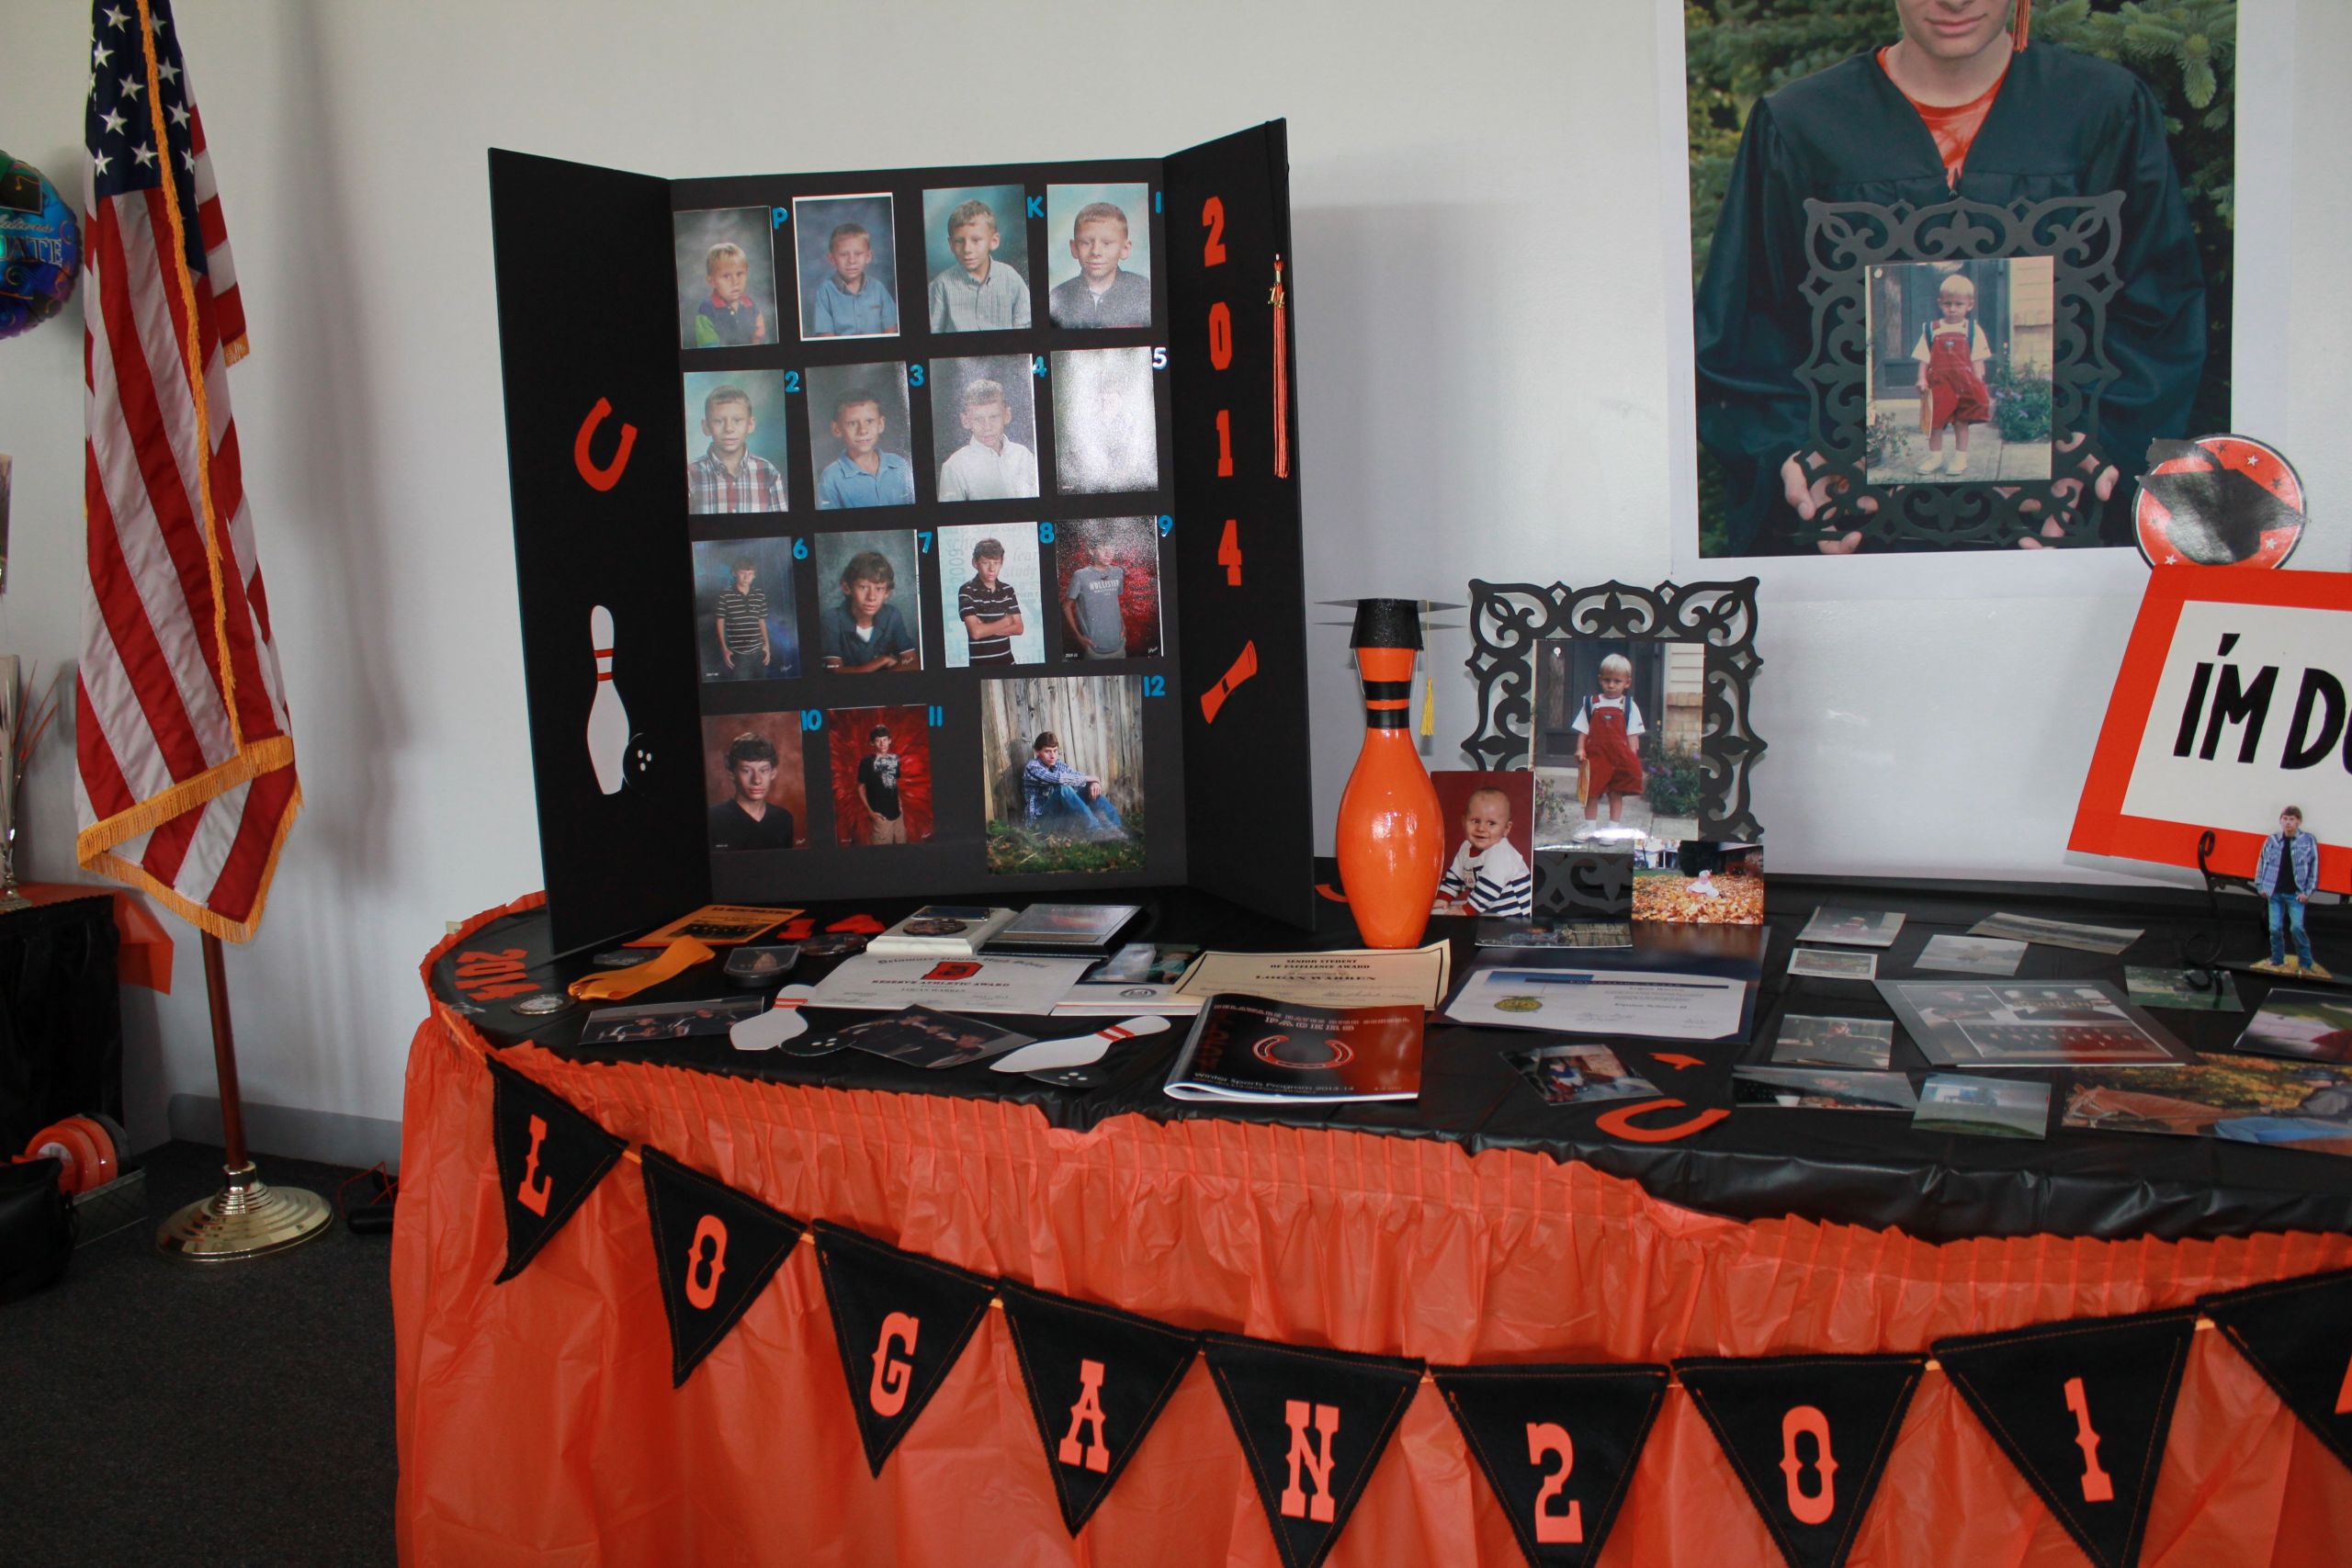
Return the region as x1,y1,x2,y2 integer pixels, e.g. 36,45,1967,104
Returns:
0,894,124,1150
431,876,2352,1246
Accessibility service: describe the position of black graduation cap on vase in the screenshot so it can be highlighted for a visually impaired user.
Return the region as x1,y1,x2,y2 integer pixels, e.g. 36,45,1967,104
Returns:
486,1056,628,1284
1932,1307,2199,1568
1672,1351,1927,1568
810,1221,997,1478
998,1279,1203,1536
1201,1331,1425,1568
1430,1362,1670,1568
638,1146,807,1388
2202,1267,2352,1478
2137,464,2303,564
1312,598,1464,637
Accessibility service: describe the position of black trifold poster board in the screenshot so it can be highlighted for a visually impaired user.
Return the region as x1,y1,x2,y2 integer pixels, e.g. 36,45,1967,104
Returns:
488,123,1313,953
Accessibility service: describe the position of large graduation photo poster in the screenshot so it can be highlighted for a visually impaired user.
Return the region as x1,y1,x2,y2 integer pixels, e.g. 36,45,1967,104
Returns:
1683,3,2236,557
490,126,1313,950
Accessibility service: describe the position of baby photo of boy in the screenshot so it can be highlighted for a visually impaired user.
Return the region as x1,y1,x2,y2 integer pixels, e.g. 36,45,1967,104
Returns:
1054,516,1161,661
929,355,1039,502
978,673,1146,876
923,186,1032,334
791,193,900,341
689,536,799,682
826,705,933,847
699,713,808,853
1049,348,1160,495
811,530,922,674
1046,183,1152,330
1864,259,2053,487
673,207,778,351
1528,636,1705,847
937,522,1044,669
1428,772,1534,918
680,370,791,515
804,364,916,511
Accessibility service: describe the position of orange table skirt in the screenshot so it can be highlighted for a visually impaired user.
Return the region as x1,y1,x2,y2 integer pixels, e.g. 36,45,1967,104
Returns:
393,900,2352,1566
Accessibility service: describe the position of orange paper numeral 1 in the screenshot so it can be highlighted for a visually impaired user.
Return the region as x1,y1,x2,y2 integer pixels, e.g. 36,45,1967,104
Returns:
1215,409,1233,477
2064,1377,2115,1503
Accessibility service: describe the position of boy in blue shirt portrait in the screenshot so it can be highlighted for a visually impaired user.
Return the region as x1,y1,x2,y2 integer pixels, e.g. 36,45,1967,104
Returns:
809,223,898,339
1022,731,1125,839
819,549,920,674
817,389,915,510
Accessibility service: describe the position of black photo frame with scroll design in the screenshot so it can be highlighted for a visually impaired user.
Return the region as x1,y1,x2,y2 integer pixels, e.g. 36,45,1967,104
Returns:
1463,580,1764,845
1792,196,2123,552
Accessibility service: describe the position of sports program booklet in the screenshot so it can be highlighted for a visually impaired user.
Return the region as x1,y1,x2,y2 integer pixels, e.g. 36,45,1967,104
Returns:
1163,995,1423,1104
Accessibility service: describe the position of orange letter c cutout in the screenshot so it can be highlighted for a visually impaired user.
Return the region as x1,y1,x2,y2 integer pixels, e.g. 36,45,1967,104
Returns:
574,398,638,491
1592,1098,1730,1144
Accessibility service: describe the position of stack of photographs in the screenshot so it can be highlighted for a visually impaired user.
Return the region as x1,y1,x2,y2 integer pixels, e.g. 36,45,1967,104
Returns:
1876,979,2186,1068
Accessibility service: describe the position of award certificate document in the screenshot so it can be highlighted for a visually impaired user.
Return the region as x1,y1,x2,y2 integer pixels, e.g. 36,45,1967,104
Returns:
807,953,1095,1015
1170,942,1453,1010
1443,966,1747,1041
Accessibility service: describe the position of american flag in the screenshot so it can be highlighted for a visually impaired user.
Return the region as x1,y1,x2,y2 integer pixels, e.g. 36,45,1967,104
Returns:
76,0,300,942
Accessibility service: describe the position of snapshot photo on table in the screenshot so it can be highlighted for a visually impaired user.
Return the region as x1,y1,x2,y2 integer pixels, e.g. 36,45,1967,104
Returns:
1788,947,1878,981
937,522,1046,669
1914,933,2027,977
699,713,808,853
791,192,900,341
1429,770,1534,919
1045,182,1154,330
928,356,1040,503
2124,965,2245,1014
580,995,764,1045
1634,840,1762,925
1683,4,2234,555
672,206,777,351
681,371,791,516
1795,908,1904,948
1529,635,1705,849
1770,1014,1894,1070
825,705,933,848
811,530,923,674
1050,348,1160,494
1504,1043,1658,1108
690,536,799,682
921,186,1033,335
977,673,1145,875
806,367,916,511
1731,1067,1918,1112
1877,979,2186,1068
1968,911,2143,954
2062,1055,2352,1156
1913,1075,2052,1140
1054,515,1163,661
2232,987,2352,1065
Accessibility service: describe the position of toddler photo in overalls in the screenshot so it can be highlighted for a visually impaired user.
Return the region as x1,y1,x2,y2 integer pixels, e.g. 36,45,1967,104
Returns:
1913,272,1993,476
1574,652,1645,838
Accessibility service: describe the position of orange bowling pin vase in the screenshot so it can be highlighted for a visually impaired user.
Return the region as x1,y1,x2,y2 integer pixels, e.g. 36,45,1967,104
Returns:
1336,598,1442,948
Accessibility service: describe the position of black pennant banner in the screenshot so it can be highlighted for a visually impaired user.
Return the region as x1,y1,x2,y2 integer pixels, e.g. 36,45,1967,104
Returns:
487,1056,627,1283
2202,1267,2352,1476
1674,1352,1925,1568
1934,1307,2199,1568
1202,1332,1424,1568
999,1280,1202,1536
812,1221,997,1477
639,1146,807,1388
1430,1362,1668,1568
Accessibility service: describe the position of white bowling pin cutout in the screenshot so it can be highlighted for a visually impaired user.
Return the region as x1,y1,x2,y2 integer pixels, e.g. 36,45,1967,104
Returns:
989,1015,1171,1074
586,604,628,795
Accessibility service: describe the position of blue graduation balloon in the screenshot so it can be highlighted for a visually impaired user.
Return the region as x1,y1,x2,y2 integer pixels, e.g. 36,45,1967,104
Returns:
0,153,81,343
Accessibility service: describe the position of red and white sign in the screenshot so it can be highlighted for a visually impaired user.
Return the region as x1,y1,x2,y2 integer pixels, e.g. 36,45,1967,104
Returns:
2071,569,2352,893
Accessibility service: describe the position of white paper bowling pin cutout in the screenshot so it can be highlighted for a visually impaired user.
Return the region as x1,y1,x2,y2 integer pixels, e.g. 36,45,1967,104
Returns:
587,604,629,795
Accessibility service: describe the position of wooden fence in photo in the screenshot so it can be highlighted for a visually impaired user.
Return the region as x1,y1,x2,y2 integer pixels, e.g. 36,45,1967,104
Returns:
978,675,1144,825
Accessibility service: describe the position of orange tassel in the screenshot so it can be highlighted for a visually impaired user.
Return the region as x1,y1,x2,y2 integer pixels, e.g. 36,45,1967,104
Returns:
2014,0,2030,49
1269,257,1289,479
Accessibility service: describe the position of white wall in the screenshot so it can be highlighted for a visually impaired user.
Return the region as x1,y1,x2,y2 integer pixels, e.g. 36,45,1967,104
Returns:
0,2,2343,1149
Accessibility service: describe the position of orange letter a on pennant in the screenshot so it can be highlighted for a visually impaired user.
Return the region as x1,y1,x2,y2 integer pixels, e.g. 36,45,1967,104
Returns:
1057,1359,1112,1472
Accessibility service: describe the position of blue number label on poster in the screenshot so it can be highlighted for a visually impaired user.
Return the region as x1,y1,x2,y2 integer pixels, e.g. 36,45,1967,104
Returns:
1026,195,1044,220
927,705,944,727
792,537,808,559
1033,355,1047,378
771,207,788,228
918,531,933,554
909,364,924,388
1143,675,1167,697
783,370,800,394
801,710,824,731
1151,346,1169,370
1038,523,1056,544
1153,190,1162,215
1158,515,1173,536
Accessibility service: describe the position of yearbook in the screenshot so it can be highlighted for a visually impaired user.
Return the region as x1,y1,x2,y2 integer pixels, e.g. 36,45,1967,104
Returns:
1163,995,1423,1104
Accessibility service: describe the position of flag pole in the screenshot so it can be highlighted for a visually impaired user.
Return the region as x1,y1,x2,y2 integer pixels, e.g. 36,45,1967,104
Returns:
154,930,332,1260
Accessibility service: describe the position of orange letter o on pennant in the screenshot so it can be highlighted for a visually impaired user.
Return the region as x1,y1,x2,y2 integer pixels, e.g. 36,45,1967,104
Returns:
1779,1404,1838,1526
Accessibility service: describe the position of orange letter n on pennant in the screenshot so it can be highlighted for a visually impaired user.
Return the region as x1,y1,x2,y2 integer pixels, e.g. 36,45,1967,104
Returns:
1279,1400,1340,1523
516,1114,553,1217
1057,1358,1112,1472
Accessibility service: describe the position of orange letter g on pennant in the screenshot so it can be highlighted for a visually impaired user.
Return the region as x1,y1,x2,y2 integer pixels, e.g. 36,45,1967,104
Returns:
869,1312,920,1417
516,1114,553,1217
574,397,637,491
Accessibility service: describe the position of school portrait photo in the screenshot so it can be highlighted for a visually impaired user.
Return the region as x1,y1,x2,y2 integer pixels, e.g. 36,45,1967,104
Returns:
825,705,933,847
698,712,808,853
937,522,1046,668
978,673,1146,875
689,536,800,682
673,205,778,351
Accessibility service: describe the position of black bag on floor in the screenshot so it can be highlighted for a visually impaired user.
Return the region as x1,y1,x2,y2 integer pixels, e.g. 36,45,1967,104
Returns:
0,1156,75,1303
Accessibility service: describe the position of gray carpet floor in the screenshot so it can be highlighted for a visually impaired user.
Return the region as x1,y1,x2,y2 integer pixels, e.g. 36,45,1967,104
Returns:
3,1141,396,1567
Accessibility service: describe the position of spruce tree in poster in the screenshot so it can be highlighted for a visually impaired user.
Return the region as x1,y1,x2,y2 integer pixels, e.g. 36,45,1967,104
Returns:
1201,1331,1424,1568
998,1279,1203,1536
1430,1362,1670,1568
1673,1352,1927,1568
639,1147,806,1387
2202,1268,2352,1476
1934,1308,2199,1568
811,1222,997,1477
486,1057,627,1283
